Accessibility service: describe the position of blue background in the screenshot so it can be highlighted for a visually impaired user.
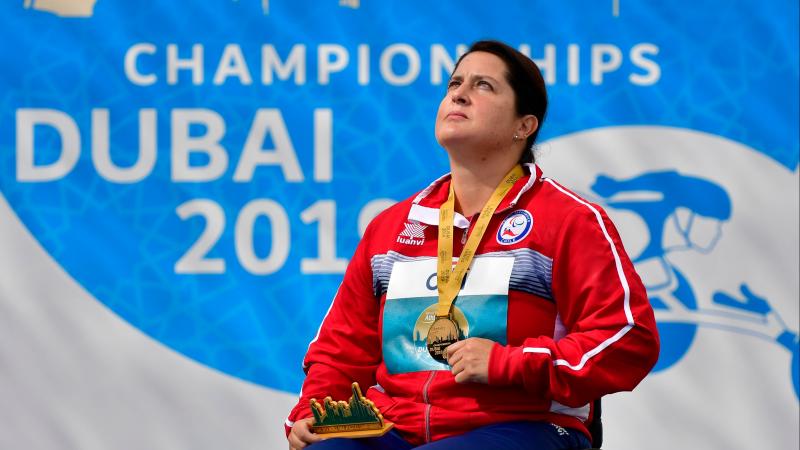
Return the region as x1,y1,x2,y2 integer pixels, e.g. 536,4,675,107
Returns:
1,0,797,394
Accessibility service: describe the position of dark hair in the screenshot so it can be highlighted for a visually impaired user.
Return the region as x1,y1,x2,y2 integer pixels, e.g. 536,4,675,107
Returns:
452,40,548,164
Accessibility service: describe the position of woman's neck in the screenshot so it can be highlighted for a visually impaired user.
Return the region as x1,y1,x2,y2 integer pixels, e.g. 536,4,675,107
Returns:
448,153,519,217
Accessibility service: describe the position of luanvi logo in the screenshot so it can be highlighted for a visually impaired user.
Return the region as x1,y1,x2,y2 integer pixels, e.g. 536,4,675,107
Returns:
397,222,427,246
23,0,98,17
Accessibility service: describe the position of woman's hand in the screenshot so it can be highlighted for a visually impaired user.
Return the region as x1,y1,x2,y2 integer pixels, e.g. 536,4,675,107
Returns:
445,337,495,384
288,417,322,450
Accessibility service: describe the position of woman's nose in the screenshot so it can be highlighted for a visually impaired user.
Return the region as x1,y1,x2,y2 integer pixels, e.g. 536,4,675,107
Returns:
451,88,468,105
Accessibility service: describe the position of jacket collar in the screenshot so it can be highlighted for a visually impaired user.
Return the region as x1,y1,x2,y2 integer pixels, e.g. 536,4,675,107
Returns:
408,163,541,228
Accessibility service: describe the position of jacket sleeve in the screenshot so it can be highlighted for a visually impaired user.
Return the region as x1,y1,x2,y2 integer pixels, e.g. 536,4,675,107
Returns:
284,220,383,435
488,203,660,407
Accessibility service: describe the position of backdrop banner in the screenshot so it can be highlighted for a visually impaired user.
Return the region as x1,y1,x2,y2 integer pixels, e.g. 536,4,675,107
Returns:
1,1,797,449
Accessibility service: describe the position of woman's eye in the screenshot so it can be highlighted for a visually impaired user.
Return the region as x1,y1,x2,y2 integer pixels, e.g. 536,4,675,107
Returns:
447,80,460,89
477,80,493,89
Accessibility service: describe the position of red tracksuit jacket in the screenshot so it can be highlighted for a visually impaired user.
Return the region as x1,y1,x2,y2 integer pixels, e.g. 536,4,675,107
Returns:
285,164,660,445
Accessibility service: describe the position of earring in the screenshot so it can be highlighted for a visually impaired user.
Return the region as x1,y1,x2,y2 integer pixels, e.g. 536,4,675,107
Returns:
513,134,520,141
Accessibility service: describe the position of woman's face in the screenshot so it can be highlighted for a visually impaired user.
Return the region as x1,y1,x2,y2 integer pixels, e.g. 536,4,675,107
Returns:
435,51,521,154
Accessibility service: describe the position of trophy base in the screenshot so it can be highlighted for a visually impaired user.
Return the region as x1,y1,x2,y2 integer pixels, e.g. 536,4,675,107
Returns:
314,421,395,439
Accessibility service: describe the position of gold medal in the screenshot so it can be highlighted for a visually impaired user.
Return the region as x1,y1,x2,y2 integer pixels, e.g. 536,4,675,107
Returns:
426,316,460,363
425,164,524,364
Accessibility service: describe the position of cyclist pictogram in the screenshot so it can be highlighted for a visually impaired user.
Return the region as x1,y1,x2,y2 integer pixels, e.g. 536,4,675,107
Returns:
592,170,799,399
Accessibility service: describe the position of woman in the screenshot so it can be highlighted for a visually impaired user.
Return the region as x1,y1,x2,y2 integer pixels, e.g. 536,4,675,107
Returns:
286,40,660,450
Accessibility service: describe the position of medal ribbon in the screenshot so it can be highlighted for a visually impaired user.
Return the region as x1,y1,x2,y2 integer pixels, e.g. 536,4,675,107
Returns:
436,164,524,318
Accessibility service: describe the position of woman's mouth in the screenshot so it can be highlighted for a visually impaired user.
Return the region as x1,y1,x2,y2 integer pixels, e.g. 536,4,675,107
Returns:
446,111,468,120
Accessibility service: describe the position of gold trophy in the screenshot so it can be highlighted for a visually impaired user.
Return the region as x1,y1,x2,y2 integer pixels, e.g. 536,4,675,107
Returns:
309,382,394,439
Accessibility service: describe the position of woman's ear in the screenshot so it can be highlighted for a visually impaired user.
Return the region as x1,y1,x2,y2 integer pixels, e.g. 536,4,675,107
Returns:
517,115,539,140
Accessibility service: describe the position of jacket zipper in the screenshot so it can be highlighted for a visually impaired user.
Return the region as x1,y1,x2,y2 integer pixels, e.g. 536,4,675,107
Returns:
422,371,436,443
460,214,475,245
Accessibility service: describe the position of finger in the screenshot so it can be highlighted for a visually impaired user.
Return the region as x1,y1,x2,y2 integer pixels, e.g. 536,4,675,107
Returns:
454,367,470,383
290,419,321,448
447,348,464,367
445,341,467,364
296,424,322,445
450,358,465,377
287,433,304,449
289,432,315,448
445,340,465,355
455,351,469,366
